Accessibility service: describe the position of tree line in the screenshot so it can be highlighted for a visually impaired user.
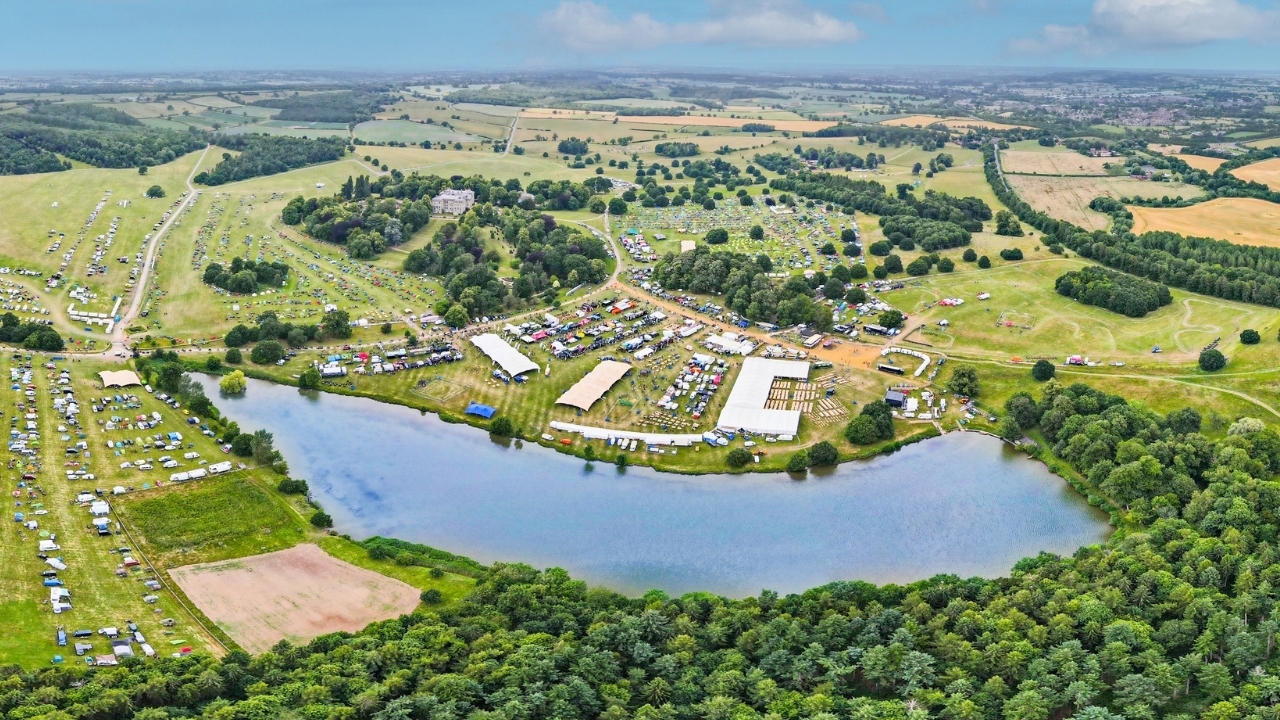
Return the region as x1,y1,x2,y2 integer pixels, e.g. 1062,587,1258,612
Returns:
1055,266,1174,318
0,102,205,175
194,135,347,186
202,257,290,295
250,90,396,124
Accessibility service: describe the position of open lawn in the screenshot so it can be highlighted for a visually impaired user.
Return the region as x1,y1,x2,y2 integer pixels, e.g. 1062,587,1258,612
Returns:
1010,175,1203,231
170,544,421,653
1231,157,1280,188
1130,197,1280,246
616,115,835,132
354,119,477,144
1001,150,1113,176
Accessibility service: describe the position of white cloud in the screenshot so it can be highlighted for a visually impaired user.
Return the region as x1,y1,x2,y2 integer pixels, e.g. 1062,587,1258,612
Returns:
1011,0,1280,55
539,0,863,52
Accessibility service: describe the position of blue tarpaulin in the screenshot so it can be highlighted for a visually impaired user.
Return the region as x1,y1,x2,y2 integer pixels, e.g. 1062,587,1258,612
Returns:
465,402,496,419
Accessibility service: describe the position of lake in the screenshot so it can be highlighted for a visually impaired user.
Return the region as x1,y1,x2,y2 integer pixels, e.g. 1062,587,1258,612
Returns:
197,375,1112,597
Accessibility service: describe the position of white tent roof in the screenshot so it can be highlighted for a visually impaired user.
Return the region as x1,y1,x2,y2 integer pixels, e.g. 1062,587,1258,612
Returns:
470,333,539,377
98,370,142,388
716,357,810,436
556,361,632,411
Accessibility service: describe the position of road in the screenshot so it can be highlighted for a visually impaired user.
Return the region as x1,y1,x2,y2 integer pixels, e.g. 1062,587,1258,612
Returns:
502,113,520,156
106,144,210,358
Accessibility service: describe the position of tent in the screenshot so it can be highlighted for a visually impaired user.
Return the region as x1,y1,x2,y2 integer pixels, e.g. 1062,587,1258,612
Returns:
470,334,539,377
465,402,496,419
555,361,632,411
98,370,142,388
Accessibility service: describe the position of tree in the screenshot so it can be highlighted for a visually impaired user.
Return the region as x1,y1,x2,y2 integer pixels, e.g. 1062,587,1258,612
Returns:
321,309,352,339
250,429,276,466
937,257,955,272
845,286,867,304
963,248,977,262
1199,348,1226,371
225,347,242,364
1241,329,1261,344
250,340,284,364
749,225,764,240
977,255,991,269
490,416,514,436
786,451,808,472
310,510,334,528
220,370,247,395
205,356,222,371
883,254,903,273
298,367,321,390
146,184,165,198
138,165,148,175
844,415,880,444
948,365,979,396
705,228,729,245
999,415,1023,442
808,441,838,466
1032,359,1056,381
231,434,254,456
849,263,868,279
608,197,628,215
420,588,443,604
878,309,905,329
1005,393,1040,429
380,322,392,334
444,304,469,328
726,448,752,468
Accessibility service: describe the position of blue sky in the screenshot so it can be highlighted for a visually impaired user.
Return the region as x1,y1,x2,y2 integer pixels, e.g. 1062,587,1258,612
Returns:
5,0,1280,74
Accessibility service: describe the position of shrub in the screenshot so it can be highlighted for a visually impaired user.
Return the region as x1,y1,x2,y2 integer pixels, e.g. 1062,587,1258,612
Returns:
977,255,991,269
726,447,752,468
786,451,808,473
225,347,242,364
999,247,1023,261
873,265,888,279
490,416,514,436
905,257,930,276
807,441,838,466
298,367,321,390
1032,359,1056,381
219,370,247,395
310,510,334,528
420,588,443,604
429,567,445,579
278,478,309,495
1241,329,1261,344
869,240,892,256
937,257,955,272
962,248,977,262
1199,348,1226,371
205,356,222,371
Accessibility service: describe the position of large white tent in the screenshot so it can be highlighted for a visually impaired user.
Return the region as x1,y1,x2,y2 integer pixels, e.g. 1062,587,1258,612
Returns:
556,360,632,411
715,357,810,436
470,333,539,377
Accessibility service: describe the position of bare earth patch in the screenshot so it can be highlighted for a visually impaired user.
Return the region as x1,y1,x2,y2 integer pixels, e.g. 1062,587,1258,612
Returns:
1130,197,1280,246
170,544,421,653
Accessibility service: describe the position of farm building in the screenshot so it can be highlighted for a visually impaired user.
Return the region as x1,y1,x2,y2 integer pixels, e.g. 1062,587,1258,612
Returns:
716,357,810,436
885,390,906,408
556,361,632,411
470,333,539,377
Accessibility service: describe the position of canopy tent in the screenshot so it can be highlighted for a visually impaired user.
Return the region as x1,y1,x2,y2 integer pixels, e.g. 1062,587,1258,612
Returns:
715,357,810,436
470,333,539,377
98,370,142,388
465,402,496,419
555,361,632,411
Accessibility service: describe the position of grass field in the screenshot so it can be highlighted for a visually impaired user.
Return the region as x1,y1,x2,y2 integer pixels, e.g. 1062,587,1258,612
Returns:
1231,157,1280,188
1001,150,1113,176
1130,197,1280,246
353,119,477,144
880,115,1032,130
1010,175,1203,231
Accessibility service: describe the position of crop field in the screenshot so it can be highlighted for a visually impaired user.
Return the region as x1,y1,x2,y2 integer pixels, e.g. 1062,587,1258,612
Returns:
880,115,1032,130
1176,154,1227,172
170,544,421,653
1009,175,1203,231
1230,157,1280,188
1130,197,1280,246
1001,150,1113,176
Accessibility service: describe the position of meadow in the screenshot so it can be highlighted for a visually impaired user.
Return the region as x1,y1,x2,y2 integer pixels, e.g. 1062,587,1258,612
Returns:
1001,150,1113,176
1010,175,1203,231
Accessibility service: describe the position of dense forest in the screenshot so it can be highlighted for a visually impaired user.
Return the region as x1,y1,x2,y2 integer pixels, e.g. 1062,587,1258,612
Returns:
1056,266,1174,318
194,135,347,186
987,147,1280,308
250,90,396,123
7,381,1280,720
805,123,952,149
0,102,206,174
444,82,652,107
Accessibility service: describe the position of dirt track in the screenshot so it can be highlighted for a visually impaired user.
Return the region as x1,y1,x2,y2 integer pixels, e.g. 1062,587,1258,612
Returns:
171,544,421,653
